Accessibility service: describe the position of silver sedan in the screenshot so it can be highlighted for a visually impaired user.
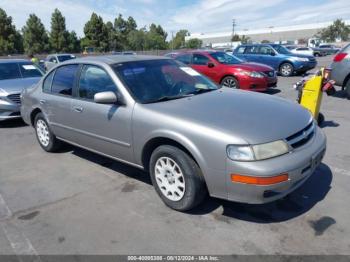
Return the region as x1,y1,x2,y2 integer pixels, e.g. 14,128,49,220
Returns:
20,55,327,211
0,59,43,121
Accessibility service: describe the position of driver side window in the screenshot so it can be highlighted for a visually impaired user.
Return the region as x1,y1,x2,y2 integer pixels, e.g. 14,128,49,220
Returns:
78,65,117,100
193,54,209,65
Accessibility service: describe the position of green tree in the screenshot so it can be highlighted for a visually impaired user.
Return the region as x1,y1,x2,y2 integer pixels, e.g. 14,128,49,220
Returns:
83,13,108,52
318,19,350,42
66,31,80,52
185,38,202,49
261,39,270,43
22,14,49,54
49,8,68,52
105,21,116,51
127,28,146,51
145,23,168,50
169,29,189,49
231,34,250,43
114,14,138,50
0,8,23,55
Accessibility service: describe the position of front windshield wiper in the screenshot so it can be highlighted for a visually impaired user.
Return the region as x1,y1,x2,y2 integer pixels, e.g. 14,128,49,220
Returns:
187,89,217,95
145,94,193,104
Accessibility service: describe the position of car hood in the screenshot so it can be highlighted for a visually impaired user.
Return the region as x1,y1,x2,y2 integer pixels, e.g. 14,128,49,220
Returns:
142,88,312,145
0,77,41,94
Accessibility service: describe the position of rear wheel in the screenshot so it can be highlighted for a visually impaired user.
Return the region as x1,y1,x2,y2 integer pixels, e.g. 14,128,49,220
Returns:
150,145,207,211
221,76,239,89
317,113,325,126
279,63,294,77
34,113,61,152
345,80,350,100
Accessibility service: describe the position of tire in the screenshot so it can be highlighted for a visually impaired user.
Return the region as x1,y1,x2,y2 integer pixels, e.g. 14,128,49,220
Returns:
221,76,239,89
149,145,207,211
34,113,61,152
279,62,294,77
317,112,325,126
345,80,350,100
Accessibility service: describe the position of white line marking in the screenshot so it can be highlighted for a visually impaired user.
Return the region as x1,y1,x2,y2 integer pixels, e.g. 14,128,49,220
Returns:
331,166,350,177
0,194,12,220
1,222,41,262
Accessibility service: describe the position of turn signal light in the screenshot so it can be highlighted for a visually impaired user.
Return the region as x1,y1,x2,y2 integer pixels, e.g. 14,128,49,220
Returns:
231,173,289,185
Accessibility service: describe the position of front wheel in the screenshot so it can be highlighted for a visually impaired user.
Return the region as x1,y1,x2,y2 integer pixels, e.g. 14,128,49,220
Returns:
149,145,207,211
345,80,350,100
279,63,294,77
221,76,239,89
34,113,61,152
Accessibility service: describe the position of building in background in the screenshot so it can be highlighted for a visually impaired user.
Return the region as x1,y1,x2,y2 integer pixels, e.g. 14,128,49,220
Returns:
186,20,350,48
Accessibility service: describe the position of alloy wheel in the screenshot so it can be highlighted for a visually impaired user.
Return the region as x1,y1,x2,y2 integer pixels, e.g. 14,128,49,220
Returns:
36,119,50,147
154,157,186,201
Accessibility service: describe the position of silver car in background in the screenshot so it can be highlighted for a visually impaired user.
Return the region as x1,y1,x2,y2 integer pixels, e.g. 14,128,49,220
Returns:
0,59,43,121
44,54,76,71
330,43,350,99
21,55,327,211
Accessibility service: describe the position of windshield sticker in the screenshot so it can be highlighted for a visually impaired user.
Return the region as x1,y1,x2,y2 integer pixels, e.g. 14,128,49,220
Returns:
180,67,200,76
22,65,36,70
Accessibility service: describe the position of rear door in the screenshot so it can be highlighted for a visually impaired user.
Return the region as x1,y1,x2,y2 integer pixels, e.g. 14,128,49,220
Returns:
44,64,80,141
243,45,261,63
69,64,134,162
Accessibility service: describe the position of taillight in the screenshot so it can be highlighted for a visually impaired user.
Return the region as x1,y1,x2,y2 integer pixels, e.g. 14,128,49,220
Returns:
333,53,348,62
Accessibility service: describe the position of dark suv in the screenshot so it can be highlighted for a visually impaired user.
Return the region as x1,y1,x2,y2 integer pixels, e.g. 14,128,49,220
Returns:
233,44,317,76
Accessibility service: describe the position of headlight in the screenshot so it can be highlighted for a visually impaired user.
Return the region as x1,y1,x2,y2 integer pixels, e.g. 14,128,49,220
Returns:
252,140,289,160
249,71,264,78
227,140,289,161
240,70,264,78
227,145,254,161
295,57,309,62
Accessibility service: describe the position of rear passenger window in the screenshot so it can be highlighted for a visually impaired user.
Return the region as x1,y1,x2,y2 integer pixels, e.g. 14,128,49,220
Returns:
236,46,246,54
43,70,55,92
245,46,259,54
51,64,79,96
79,65,116,100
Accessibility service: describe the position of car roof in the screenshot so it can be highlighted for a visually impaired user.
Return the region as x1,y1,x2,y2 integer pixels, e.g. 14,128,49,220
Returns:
70,55,169,65
0,59,30,64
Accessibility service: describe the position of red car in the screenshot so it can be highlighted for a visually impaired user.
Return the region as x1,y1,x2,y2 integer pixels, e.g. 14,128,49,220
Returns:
173,51,277,91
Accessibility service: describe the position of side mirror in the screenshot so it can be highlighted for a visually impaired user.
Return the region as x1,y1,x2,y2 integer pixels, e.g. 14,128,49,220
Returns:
270,52,276,56
53,59,58,63
94,91,118,104
208,62,215,68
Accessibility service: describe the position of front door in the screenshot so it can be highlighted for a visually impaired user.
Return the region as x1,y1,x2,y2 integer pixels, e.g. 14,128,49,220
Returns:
191,53,218,81
69,64,134,163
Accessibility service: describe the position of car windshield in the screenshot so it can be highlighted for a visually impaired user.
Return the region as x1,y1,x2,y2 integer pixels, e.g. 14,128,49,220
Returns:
210,52,242,65
57,55,75,62
274,45,290,54
0,62,43,80
112,59,218,104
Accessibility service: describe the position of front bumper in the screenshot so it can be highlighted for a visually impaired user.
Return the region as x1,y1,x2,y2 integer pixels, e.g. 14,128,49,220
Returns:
239,75,278,91
225,126,327,204
0,97,21,121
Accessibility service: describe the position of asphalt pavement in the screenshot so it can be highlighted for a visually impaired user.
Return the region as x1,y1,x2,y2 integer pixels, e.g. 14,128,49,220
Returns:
0,55,349,256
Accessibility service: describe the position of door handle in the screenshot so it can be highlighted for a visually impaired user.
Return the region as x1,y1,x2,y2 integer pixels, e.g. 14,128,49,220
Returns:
39,99,46,105
73,106,83,113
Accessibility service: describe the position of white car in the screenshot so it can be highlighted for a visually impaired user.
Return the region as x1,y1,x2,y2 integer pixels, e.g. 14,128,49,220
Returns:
290,47,314,56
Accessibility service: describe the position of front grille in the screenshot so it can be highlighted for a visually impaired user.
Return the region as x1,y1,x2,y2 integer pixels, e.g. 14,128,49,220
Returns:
286,121,315,149
7,93,21,104
263,71,275,77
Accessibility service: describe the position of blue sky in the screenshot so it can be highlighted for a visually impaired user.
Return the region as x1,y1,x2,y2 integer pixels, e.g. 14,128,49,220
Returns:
1,0,349,36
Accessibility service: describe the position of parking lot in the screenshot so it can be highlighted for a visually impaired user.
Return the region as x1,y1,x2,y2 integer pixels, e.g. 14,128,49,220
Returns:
0,56,349,256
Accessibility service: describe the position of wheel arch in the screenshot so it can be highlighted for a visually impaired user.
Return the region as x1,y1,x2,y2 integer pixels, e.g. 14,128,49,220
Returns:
141,136,203,173
342,73,350,90
219,74,239,85
30,108,42,126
